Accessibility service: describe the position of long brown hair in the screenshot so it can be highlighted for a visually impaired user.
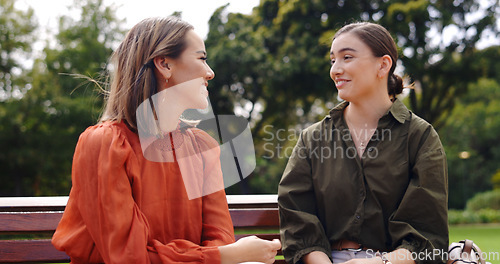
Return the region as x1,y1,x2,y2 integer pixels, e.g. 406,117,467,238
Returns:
333,22,404,98
100,16,193,132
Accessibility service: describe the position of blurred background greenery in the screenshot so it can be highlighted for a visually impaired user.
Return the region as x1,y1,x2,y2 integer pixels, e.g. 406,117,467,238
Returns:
1,0,499,211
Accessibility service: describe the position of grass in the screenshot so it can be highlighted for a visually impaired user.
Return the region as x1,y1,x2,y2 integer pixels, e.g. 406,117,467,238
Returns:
449,224,500,264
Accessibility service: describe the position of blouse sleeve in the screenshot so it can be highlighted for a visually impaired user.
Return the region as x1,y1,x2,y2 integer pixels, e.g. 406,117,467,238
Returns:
54,125,232,264
194,128,236,247
388,117,449,264
278,130,332,264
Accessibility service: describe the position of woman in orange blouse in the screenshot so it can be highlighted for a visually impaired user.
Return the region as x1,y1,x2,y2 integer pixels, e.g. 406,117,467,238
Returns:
52,16,280,264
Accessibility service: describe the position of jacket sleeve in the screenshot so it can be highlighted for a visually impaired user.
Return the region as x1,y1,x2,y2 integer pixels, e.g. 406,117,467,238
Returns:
53,125,230,264
278,131,332,264
388,118,449,264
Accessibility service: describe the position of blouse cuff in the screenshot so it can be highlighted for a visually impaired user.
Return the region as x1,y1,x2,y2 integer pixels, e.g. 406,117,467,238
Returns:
294,246,332,264
201,246,222,264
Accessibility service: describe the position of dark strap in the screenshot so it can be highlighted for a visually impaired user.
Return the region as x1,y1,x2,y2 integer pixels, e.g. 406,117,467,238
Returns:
463,240,473,257
459,240,486,264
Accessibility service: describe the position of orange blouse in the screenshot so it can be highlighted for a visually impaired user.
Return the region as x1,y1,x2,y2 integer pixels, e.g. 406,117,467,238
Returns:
52,121,235,263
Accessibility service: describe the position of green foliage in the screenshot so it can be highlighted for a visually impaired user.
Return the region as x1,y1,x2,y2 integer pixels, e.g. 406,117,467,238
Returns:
0,0,37,100
440,78,500,208
0,0,126,196
0,0,38,195
449,190,500,225
448,209,500,225
492,170,500,190
1,0,500,196
466,190,500,211
206,0,500,193
387,0,499,129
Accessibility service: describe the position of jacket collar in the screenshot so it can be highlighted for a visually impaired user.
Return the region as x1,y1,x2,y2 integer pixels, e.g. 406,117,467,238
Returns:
329,99,410,124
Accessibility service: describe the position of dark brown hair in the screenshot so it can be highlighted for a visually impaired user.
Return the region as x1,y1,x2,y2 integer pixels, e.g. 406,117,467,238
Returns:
100,16,194,132
333,22,404,98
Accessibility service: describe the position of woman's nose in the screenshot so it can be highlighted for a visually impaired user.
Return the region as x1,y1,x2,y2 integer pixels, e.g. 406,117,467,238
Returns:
206,65,215,80
330,63,342,80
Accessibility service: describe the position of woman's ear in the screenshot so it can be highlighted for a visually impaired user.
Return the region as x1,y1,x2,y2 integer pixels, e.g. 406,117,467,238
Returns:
378,55,392,79
153,56,172,81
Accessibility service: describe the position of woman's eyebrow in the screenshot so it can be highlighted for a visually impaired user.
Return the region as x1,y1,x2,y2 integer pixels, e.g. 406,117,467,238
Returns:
330,47,357,55
196,51,207,56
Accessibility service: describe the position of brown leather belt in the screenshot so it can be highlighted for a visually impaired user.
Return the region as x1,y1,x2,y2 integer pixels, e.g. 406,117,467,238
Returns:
331,239,369,251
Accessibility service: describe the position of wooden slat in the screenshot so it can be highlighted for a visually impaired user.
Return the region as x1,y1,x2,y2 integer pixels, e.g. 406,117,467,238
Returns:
0,195,278,211
0,240,70,263
229,208,279,228
226,194,278,208
0,212,63,233
0,209,279,232
0,197,68,212
0,195,285,263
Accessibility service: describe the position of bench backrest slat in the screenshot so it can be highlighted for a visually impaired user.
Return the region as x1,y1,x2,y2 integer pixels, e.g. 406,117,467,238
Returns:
230,208,279,228
0,208,279,232
0,240,70,263
0,212,63,233
0,195,285,263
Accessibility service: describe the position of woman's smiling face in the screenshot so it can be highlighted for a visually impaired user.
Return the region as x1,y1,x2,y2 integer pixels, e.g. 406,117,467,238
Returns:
329,32,382,102
166,30,215,110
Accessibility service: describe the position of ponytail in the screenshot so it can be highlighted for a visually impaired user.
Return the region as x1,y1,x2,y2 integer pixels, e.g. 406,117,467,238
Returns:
388,74,404,99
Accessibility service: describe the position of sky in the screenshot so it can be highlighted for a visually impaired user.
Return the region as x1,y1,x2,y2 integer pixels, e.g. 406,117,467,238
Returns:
16,0,261,40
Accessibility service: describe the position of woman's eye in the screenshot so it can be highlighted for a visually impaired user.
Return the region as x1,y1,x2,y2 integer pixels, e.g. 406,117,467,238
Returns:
330,55,352,64
200,57,207,61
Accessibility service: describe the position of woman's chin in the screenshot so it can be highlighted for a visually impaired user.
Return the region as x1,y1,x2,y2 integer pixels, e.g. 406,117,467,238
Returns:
195,98,209,110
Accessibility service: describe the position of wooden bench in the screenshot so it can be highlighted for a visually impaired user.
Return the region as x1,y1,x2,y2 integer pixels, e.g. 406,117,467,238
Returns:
0,195,285,263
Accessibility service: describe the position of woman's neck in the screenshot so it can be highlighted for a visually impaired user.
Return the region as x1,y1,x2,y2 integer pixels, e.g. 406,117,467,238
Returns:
345,93,393,126
156,96,184,133
344,95,392,158
346,77,394,120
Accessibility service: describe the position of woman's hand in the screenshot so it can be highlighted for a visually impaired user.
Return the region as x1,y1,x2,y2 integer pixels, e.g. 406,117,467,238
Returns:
219,235,281,264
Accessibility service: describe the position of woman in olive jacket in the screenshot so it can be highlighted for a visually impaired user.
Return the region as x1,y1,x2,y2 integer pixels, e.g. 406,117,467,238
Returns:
278,22,448,264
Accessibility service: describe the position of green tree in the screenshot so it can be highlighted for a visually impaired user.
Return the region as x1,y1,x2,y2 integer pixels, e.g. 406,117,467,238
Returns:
0,0,38,195
439,45,500,208
384,0,500,128
206,0,499,194
0,0,126,196
441,78,500,208
492,170,500,190
0,0,37,100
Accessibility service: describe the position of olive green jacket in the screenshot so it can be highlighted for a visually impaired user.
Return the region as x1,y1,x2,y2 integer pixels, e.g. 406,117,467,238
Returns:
278,100,448,264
